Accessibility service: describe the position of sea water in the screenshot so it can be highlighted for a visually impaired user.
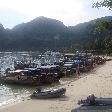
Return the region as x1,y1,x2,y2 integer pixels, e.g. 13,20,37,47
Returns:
0,83,35,106
0,52,37,106
0,51,63,107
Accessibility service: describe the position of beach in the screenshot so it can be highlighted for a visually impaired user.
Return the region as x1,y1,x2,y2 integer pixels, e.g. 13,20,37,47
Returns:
0,60,112,112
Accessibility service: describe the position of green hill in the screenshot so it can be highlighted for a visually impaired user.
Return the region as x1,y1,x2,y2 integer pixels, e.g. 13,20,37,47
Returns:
0,16,112,52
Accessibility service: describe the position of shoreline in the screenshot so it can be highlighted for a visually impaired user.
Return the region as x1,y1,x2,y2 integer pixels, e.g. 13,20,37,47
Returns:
0,93,31,110
0,61,112,112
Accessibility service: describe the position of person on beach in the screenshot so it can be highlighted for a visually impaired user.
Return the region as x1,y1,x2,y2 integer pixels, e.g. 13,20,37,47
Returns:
76,60,80,76
87,94,95,105
36,87,42,93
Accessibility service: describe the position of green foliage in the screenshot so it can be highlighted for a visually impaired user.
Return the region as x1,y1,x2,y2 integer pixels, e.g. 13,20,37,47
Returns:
93,18,112,34
93,0,112,10
94,20,109,33
0,16,112,54
92,1,112,54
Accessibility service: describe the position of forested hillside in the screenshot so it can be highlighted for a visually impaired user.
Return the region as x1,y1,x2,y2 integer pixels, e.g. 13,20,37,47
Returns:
0,16,112,53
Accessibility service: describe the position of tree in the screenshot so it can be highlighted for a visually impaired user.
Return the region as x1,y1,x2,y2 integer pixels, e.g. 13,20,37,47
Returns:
93,0,112,31
93,0,112,10
92,0,112,54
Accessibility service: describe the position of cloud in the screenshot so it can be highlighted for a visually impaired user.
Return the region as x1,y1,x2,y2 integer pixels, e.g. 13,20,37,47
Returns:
0,0,111,28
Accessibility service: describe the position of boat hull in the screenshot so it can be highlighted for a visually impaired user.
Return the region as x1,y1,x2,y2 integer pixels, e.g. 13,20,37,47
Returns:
0,75,59,86
30,88,66,99
71,105,112,112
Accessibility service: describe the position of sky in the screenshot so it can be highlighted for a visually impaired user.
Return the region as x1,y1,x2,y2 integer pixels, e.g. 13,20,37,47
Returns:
0,0,112,29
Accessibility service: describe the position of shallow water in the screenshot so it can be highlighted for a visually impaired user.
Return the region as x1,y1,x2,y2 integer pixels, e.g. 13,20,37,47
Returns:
0,51,63,106
0,83,35,106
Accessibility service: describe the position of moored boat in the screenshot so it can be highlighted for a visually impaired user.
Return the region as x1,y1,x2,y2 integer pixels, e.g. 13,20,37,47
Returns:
0,65,63,86
71,105,112,112
30,88,66,99
71,94,112,112
78,94,112,106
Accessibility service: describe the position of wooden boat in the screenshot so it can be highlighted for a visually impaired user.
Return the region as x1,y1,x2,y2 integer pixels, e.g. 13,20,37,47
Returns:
0,66,63,86
30,88,66,99
71,105,112,112
78,94,112,106
71,94,112,112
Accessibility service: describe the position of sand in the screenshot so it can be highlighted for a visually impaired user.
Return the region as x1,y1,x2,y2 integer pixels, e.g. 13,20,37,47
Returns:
0,60,112,112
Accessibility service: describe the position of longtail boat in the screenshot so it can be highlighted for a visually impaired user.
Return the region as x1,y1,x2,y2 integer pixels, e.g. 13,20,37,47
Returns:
0,65,63,86
71,94,112,112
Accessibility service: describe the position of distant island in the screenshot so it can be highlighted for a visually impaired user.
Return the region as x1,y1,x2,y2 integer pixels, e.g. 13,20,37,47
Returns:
0,16,112,53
